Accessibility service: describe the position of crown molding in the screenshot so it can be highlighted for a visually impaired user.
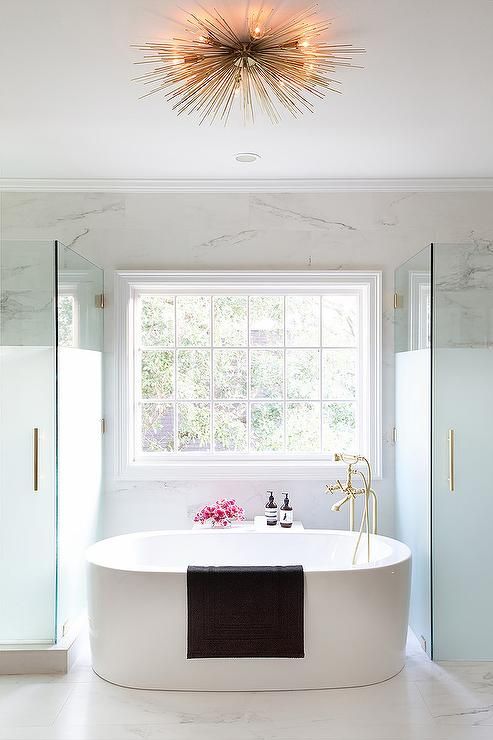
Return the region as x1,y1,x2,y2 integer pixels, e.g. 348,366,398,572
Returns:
1,177,493,193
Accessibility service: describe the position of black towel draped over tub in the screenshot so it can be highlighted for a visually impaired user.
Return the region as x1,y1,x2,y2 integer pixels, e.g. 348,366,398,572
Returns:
187,565,304,658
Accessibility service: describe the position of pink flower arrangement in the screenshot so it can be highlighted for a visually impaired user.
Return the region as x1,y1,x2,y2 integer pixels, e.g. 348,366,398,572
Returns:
194,498,246,528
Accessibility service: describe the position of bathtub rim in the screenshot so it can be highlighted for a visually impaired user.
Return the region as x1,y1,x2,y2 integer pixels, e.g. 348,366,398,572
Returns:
86,528,411,575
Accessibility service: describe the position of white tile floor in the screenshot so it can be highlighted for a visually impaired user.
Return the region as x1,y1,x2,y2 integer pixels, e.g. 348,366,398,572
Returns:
1,633,493,740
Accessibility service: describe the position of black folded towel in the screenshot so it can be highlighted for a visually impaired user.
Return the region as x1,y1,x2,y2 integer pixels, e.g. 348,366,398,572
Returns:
187,565,304,659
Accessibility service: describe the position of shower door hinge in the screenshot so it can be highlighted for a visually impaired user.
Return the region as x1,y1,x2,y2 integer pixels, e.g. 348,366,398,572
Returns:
95,293,105,309
393,292,402,309
419,635,427,653
101,418,106,434
392,427,397,443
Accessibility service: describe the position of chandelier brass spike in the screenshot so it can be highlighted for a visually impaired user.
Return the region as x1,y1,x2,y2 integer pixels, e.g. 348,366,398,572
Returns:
133,5,364,125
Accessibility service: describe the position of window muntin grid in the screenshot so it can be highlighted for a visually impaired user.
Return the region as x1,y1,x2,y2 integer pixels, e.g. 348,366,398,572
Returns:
134,292,361,459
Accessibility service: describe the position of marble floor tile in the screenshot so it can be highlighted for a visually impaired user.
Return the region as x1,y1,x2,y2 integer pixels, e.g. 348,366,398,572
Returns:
241,681,432,724
0,725,148,740
3,635,493,739
414,665,493,726
251,721,493,739
55,682,253,727
0,683,73,727
147,724,260,740
0,666,101,686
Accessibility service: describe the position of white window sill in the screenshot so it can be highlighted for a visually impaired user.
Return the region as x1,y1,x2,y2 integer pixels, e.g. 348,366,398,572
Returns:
117,460,382,482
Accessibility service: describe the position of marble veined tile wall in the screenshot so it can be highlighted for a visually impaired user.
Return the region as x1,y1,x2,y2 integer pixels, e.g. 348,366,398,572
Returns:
434,241,493,348
0,239,56,346
1,190,493,537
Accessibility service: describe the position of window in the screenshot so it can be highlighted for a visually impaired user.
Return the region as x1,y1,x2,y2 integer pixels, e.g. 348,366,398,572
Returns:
409,271,431,350
115,272,381,479
58,293,77,347
57,286,80,348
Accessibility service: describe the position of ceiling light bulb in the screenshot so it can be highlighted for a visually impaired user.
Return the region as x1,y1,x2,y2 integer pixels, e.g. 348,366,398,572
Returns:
234,152,261,163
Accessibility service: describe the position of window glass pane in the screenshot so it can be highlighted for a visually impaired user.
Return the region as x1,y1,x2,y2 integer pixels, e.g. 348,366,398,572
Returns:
286,349,320,400
286,295,320,346
140,295,174,347
250,349,283,399
213,349,247,400
178,403,210,451
141,403,174,452
250,403,284,452
133,282,370,462
141,350,174,399
250,296,283,346
177,349,210,399
287,402,320,452
322,295,358,347
213,296,247,346
322,402,356,453
58,295,75,347
322,349,357,400
176,296,210,346
214,403,247,452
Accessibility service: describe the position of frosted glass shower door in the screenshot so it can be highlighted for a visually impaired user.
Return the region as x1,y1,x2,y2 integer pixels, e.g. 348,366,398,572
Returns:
432,243,493,660
56,244,103,641
0,241,57,644
394,247,432,656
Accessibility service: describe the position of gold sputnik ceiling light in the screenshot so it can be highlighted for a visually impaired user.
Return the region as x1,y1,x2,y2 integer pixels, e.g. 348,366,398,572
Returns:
133,5,364,125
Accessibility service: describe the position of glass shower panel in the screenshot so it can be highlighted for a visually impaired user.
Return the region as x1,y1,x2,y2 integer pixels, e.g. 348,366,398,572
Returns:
432,243,493,659
57,245,103,351
394,246,432,656
0,240,57,644
56,244,103,640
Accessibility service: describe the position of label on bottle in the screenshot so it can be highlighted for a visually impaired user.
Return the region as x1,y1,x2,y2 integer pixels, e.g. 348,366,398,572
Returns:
280,510,293,525
265,507,278,524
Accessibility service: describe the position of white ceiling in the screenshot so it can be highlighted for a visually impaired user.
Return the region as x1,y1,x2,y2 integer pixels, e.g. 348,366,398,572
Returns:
1,0,493,181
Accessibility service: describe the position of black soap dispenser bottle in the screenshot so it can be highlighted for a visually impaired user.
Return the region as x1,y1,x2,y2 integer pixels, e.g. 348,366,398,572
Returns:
280,493,293,528
264,491,278,526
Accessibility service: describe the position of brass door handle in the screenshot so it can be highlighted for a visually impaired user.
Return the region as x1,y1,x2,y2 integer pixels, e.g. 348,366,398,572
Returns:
33,428,39,492
448,429,455,492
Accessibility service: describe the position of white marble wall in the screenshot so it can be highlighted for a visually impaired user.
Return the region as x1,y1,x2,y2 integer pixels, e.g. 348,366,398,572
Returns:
0,240,56,346
2,190,493,537
434,240,493,348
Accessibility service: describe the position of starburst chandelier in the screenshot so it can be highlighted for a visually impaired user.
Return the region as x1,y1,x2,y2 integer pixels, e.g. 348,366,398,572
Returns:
133,5,364,125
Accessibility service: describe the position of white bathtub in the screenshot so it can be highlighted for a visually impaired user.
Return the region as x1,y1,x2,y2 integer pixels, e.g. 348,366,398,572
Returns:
86,528,411,691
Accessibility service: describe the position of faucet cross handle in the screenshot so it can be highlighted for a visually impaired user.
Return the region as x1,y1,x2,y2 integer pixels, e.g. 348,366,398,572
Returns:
325,479,344,494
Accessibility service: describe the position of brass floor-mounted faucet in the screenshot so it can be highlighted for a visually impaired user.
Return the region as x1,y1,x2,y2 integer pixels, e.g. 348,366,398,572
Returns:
326,453,378,564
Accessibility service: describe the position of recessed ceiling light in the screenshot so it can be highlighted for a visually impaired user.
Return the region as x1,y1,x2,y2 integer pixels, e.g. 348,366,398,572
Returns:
235,152,261,163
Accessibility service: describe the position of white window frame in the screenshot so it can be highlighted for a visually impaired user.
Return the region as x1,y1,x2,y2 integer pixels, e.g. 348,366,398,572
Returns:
114,271,381,481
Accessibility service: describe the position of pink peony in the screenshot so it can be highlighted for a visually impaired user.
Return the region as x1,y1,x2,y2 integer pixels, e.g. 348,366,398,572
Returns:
194,498,245,528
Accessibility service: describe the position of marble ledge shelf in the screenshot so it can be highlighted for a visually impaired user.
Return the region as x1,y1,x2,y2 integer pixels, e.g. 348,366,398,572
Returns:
192,517,304,531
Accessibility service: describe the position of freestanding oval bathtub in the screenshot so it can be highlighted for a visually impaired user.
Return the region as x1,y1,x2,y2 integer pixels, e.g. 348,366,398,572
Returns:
86,528,411,691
